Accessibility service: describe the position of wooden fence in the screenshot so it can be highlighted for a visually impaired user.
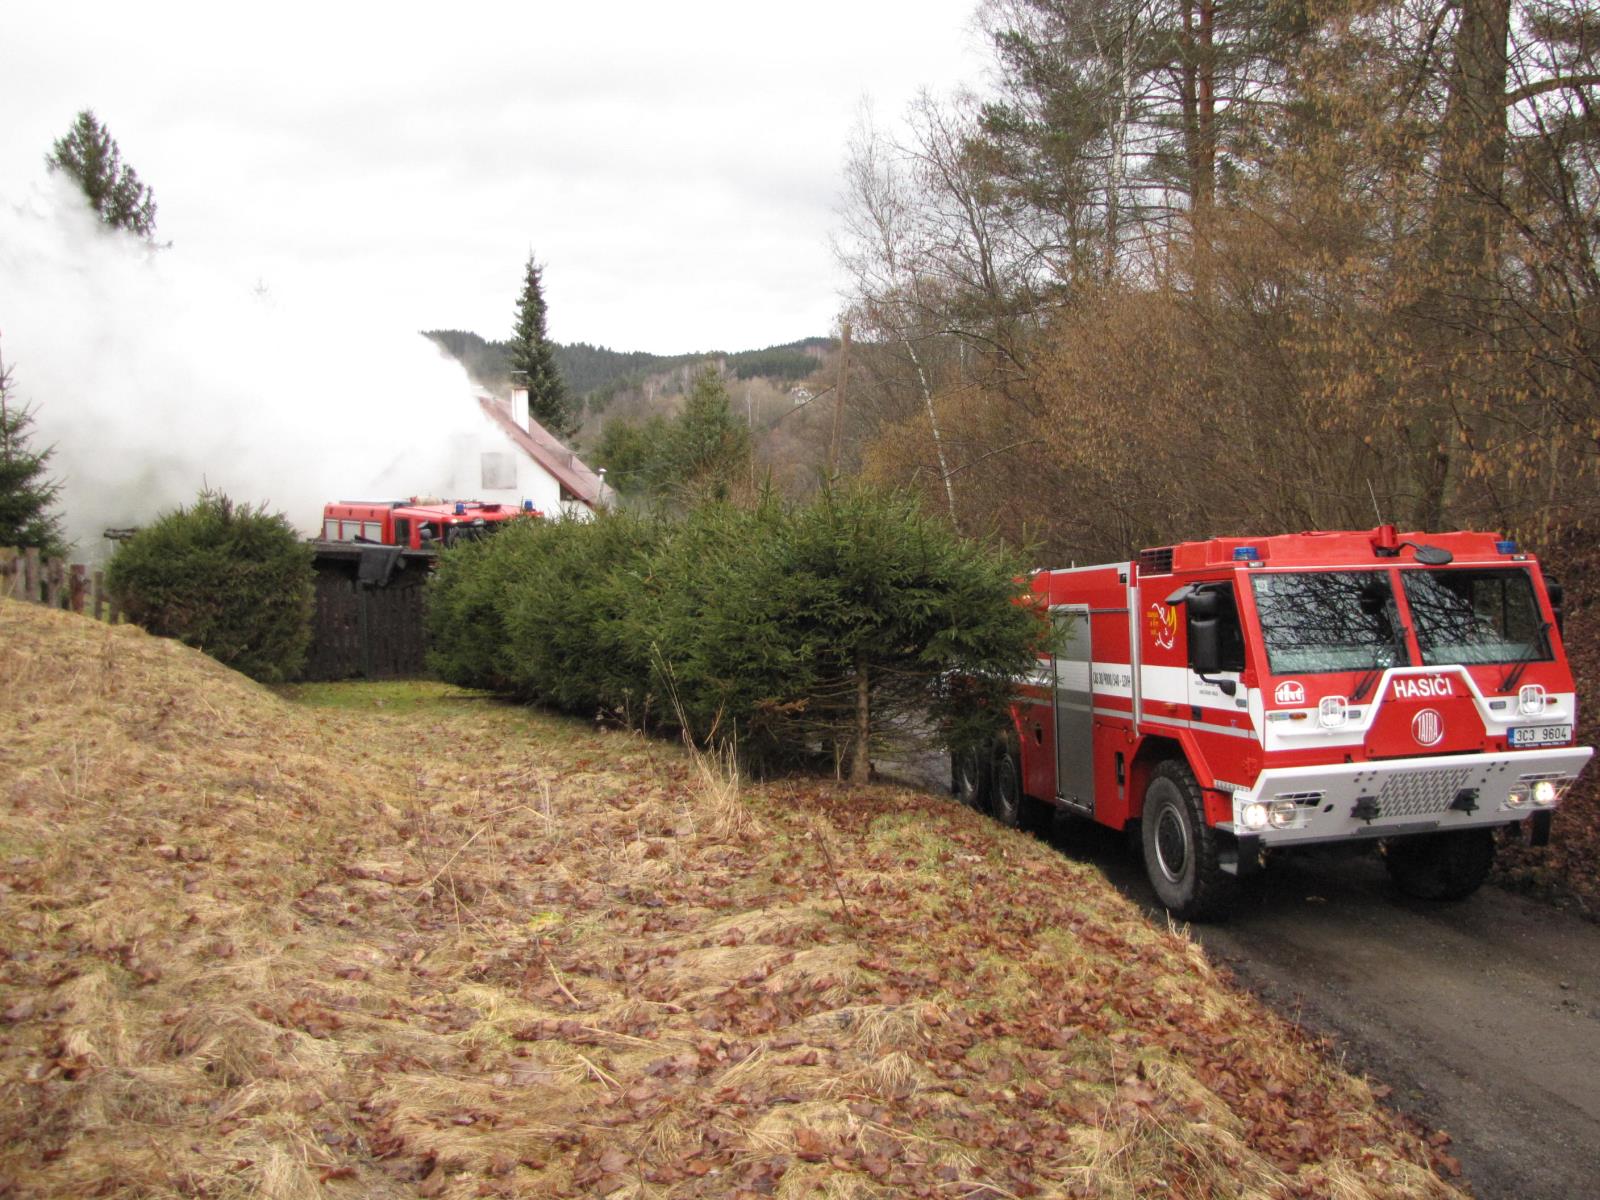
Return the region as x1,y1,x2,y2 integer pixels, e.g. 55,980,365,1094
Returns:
303,545,432,680
4,544,431,679
1,547,121,622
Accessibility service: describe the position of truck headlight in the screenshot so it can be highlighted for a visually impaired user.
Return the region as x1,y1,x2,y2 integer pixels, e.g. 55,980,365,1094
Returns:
1269,800,1298,828
1318,696,1348,729
1505,785,1531,809
1241,801,1270,830
1532,779,1561,807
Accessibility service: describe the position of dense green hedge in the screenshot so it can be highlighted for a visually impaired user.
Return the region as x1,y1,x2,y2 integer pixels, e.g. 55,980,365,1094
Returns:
425,487,1043,773
105,491,313,683
426,508,664,712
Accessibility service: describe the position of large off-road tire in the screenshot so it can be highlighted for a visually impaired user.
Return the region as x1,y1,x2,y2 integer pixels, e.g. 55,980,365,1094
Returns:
1140,760,1235,922
989,738,1023,829
1384,829,1496,901
951,744,990,810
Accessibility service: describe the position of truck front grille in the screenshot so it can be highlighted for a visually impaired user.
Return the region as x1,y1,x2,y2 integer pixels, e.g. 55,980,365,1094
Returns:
1377,767,1473,818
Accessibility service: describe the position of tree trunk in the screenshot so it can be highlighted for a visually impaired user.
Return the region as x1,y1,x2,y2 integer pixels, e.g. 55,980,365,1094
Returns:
1179,0,1216,215
1180,0,1217,300
829,321,851,474
1180,0,1201,209
1434,0,1512,278
903,335,958,527
849,655,871,786
1093,6,1139,279
1197,0,1216,213
1414,0,1511,530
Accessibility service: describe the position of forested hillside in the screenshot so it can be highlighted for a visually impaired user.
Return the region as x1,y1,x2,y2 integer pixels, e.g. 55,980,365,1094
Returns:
424,328,830,411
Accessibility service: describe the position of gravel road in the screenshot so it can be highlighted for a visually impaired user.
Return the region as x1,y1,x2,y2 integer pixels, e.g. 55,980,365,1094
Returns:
884,754,1600,1200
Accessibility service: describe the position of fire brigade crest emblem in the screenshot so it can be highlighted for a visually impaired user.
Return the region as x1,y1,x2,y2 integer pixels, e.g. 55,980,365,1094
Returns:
1148,602,1178,651
1274,681,1306,705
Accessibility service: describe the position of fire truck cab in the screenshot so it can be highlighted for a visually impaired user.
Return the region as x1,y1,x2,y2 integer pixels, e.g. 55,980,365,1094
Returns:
960,526,1592,920
319,499,539,551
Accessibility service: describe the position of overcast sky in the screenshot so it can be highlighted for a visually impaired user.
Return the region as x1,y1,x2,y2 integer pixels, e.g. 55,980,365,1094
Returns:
2,1,990,355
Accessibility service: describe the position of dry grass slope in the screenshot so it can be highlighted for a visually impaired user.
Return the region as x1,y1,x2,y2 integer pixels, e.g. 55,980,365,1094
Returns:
0,599,1463,1198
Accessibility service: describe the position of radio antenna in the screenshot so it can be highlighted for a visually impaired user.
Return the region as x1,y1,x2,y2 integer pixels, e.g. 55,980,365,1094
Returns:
1367,479,1385,525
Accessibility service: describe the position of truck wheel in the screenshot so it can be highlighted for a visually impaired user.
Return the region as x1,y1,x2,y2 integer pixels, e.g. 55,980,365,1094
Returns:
951,744,989,810
989,738,1023,828
1384,829,1495,901
1140,760,1234,922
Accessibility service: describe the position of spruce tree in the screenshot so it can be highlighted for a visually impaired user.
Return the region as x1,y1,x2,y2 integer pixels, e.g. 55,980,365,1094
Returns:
661,368,751,503
508,254,575,438
0,340,66,555
46,110,158,240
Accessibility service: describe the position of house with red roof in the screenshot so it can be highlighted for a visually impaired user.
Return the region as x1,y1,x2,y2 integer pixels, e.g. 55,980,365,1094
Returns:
471,388,611,518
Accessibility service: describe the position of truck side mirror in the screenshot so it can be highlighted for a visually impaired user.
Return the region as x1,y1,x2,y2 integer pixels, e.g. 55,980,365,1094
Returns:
1186,589,1220,620
1548,579,1565,636
1190,611,1222,676
1183,587,1236,695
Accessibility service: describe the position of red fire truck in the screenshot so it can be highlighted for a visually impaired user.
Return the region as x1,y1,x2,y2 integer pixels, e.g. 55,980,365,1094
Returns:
956,525,1593,920
319,499,540,551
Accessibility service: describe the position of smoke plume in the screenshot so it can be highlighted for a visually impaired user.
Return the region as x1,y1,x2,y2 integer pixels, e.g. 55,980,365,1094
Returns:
0,175,493,560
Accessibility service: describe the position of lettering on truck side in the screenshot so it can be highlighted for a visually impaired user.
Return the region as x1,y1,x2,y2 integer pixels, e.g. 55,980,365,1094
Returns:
1392,675,1456,700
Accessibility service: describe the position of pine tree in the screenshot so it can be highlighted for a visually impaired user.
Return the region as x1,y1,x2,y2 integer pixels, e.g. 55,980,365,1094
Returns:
46,110,158,240
0,339,67,555
508,254,575,438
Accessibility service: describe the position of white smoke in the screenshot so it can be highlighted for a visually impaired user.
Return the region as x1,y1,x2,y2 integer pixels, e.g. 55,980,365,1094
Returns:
0,174,493,560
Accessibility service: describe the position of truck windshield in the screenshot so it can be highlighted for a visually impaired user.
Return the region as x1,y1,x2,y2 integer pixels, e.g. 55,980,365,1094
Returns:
1250,571,1406,674
1401,567,1550,666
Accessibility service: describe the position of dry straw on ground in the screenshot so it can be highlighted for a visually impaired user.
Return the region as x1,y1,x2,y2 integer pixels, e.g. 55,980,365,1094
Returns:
0,599,1462,1198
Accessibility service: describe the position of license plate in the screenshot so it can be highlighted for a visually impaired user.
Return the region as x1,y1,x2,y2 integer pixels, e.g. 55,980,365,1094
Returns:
1510,724,1572,747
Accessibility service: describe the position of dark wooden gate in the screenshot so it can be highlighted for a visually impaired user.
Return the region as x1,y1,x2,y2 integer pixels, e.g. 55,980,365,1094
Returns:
302,545,434,680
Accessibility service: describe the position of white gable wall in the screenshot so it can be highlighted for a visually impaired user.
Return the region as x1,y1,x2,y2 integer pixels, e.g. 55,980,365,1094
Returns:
434,409,594,521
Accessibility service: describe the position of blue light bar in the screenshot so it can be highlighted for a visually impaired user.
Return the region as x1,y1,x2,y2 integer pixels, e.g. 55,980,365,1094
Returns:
454,502,467,515
1496,539,1517,554
1233,546,1259,561
522,499,535,512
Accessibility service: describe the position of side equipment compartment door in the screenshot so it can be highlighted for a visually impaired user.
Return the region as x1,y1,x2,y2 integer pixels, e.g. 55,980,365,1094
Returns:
1052,605,1095,815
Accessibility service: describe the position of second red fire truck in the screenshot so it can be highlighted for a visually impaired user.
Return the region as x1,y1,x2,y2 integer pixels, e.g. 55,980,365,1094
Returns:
318,499,540,551
957,525,1592,920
